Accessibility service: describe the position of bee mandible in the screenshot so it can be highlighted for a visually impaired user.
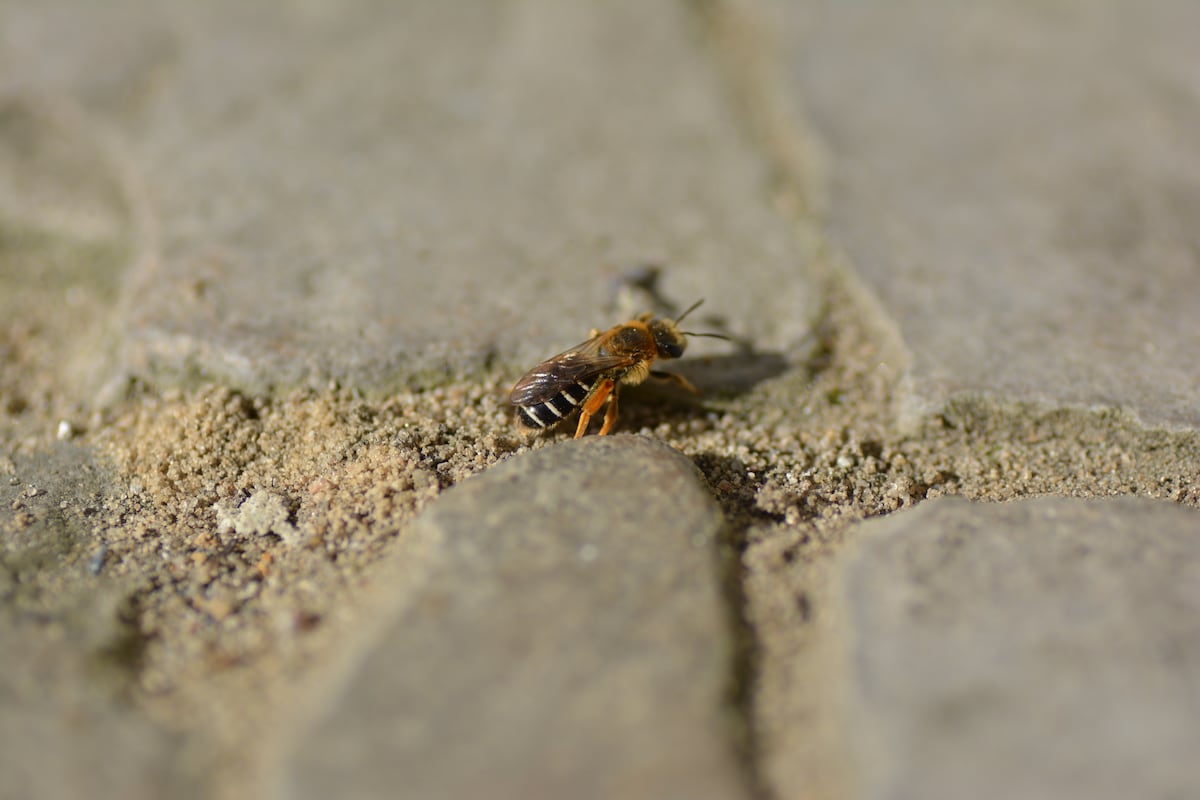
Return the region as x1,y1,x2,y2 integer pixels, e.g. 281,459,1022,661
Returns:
509,300,724,438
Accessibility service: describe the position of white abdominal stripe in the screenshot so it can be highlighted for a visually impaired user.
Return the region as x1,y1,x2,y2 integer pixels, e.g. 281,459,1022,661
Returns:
516,380,593,429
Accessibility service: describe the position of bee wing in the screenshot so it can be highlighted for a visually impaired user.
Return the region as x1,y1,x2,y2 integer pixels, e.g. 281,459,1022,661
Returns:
509,337,633,405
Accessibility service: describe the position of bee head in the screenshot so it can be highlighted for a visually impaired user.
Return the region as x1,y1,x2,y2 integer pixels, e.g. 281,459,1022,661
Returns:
648,318,687,359
644,300,728,360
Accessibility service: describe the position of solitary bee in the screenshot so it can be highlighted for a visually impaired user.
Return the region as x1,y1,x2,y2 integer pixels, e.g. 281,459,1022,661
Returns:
509,300,724,438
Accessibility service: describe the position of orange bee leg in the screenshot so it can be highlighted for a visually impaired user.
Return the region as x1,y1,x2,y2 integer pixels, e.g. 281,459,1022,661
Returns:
574,378,614,439
597,384,621,436
651,370,699,394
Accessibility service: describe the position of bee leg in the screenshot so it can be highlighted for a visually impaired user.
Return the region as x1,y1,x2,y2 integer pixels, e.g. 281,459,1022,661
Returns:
573,411,591,439
651,370,699,394
574,379,614,439
597,384,621,435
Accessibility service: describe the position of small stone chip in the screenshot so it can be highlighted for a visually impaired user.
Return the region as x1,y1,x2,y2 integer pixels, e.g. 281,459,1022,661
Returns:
213,490,301,546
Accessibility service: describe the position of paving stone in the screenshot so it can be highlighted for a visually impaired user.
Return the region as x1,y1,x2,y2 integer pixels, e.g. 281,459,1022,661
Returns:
2,0,817,394
0,446,201,800
0,624,200,800
843,496,1200,800
767,0,1200,429
282,435,750,800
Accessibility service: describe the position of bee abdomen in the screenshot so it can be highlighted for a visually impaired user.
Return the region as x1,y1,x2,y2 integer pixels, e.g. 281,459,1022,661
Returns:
516,381,592,430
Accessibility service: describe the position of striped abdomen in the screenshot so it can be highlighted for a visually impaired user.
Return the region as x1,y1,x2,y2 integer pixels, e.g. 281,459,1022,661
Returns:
515,379,594,430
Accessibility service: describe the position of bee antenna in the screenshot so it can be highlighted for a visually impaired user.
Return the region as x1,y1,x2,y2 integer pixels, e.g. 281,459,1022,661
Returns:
674,299,704,324
681,331,731,341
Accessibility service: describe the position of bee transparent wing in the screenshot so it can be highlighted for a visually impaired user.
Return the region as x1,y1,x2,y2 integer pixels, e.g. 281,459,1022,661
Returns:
509,338,633,406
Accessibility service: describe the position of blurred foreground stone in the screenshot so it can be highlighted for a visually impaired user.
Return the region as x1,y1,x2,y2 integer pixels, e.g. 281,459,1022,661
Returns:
844,496,1200,800
0,447,199,800
283,435,750,800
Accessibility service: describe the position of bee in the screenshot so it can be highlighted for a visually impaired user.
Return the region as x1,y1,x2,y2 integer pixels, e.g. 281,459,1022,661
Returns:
509,300,725,438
